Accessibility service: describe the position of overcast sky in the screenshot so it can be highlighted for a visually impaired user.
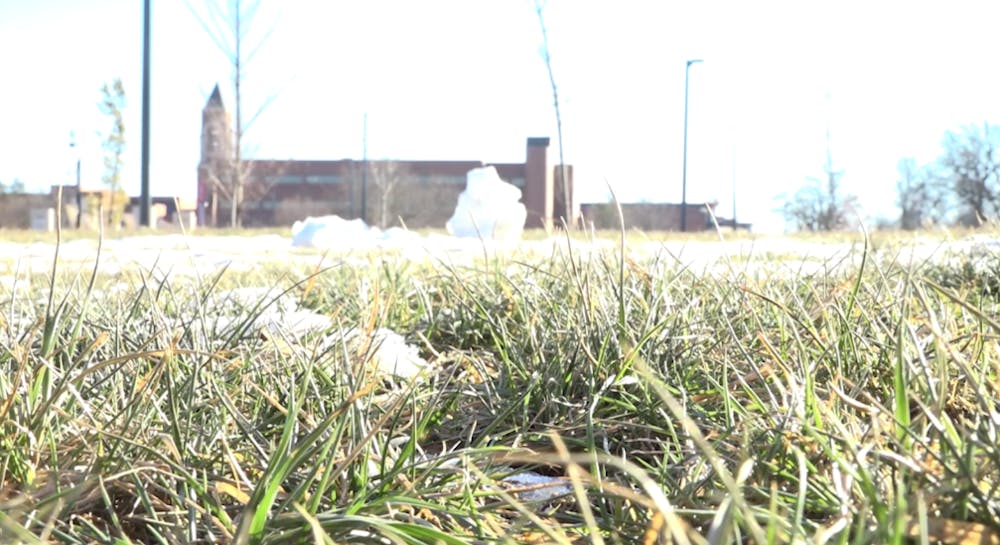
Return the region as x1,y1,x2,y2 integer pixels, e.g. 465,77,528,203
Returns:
3,1,1000,232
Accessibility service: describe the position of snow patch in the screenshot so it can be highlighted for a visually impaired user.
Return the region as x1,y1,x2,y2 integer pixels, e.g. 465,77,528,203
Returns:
502,471,572,502
290,166,527,249
290,216,426,250
292,215,373,249
189,287,428,379
334,327,429,379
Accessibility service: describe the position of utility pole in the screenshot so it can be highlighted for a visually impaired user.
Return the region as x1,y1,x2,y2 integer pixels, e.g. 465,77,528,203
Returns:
360,112,368,224
732,143,737,232
680,59,702,232
70,132,81,228
140,0,152,226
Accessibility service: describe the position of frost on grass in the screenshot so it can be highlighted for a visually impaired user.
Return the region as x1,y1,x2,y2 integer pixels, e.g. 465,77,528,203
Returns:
5,229,1000,543
188,286,429,379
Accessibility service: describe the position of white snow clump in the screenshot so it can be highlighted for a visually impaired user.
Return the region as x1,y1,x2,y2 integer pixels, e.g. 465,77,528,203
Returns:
446,166,526,241
338,327,429,379
291,215,423,250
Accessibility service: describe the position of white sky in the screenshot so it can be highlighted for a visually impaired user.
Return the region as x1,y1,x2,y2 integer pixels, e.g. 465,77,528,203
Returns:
2,1,1000,233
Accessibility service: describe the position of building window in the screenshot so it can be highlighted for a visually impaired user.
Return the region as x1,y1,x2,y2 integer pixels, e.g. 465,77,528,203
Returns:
265,175,306,185
414,174,465,185
305,175,342,184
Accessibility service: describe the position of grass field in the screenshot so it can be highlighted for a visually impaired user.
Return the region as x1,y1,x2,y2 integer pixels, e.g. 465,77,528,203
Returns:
1,226,999,544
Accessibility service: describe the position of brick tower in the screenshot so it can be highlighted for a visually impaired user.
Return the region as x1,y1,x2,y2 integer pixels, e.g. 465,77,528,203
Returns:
197,84,233,227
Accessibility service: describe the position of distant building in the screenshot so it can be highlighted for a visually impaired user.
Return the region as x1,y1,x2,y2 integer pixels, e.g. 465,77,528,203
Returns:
0,185,191,231
580,202,750,232
197,84,577,229
0,189,64,230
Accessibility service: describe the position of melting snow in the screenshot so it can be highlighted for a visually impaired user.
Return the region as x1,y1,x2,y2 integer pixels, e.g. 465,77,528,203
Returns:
334,327,429,379
446,166,527,241
193,287,428,379
502,471,573,502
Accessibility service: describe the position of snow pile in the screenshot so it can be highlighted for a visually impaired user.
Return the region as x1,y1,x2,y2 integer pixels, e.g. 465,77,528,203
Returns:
337,327,429,379
446,166,527,241
291,215,424,250
292,216,373,249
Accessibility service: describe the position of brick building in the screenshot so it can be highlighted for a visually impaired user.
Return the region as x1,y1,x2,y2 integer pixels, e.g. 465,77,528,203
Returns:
197,85,577,229
580,202,750,232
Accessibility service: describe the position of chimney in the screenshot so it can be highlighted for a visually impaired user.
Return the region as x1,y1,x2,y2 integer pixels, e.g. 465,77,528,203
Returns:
524,137,553,229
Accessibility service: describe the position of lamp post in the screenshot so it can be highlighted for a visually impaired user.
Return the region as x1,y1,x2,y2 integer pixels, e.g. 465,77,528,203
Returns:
70,132,81,228
731,144,737,232
360,112,368,223
139,0,151,227
680,59,702,232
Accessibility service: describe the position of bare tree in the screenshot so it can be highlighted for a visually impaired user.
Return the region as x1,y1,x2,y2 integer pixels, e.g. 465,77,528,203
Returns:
98,78,129,227
0,178,25,194
781,178,857,232
939,123,1000,227
233,160,292,225
781,129,858,231
189,0,277,227
533,0,573,230
366,160,406,229
896,157,948,230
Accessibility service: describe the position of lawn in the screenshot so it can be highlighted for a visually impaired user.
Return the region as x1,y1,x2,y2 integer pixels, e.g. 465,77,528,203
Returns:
1,226,999,544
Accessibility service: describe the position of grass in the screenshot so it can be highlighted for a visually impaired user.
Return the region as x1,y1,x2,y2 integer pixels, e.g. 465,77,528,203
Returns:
1,224,999,544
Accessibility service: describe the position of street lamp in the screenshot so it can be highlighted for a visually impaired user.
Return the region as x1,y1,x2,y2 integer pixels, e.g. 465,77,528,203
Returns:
70,132,81,228
680,58,702,232
140,0,152,227
361,112,368,223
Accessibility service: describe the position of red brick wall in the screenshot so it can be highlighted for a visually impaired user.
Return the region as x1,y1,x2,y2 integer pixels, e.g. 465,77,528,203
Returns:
224,159,525,228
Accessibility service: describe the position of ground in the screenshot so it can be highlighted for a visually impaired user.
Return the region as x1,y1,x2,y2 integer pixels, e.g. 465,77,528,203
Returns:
1,226,999,544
